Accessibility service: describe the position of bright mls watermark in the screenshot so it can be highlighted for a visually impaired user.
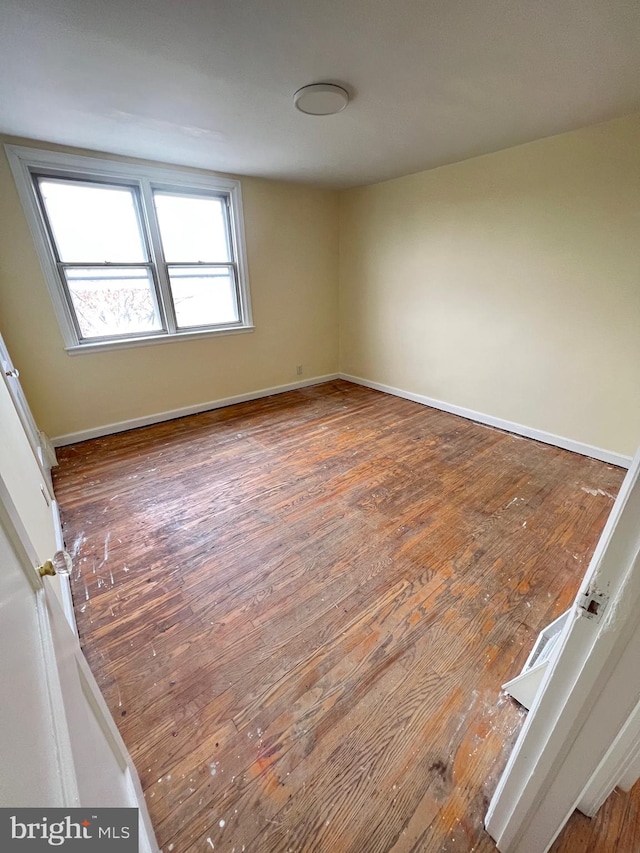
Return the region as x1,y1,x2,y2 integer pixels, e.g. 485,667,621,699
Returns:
1,809,137,850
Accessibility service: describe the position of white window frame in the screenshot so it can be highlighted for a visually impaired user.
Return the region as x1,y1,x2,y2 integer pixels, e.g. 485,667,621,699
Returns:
5,145,254,353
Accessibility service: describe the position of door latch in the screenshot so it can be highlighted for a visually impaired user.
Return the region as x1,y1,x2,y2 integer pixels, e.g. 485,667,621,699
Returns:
577,588,609,622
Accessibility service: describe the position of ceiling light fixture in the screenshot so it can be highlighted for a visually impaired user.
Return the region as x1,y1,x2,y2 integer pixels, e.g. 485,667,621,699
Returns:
293,83,349,116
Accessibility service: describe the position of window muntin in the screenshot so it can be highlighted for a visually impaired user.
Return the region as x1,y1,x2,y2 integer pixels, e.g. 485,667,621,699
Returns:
6,145,253,352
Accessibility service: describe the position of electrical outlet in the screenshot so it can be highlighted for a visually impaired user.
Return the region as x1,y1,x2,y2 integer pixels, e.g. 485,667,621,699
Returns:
296,365,303,376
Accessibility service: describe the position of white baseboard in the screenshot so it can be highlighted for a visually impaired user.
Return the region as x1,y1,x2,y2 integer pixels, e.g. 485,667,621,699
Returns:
51,374,340,447
340,374,632,469
51,370,632,469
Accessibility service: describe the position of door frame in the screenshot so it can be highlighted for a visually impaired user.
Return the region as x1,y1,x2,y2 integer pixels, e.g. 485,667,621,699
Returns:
577,693,640,816
51,496,78,635
0,334,77,633
486,448,640,852
0,331,56,488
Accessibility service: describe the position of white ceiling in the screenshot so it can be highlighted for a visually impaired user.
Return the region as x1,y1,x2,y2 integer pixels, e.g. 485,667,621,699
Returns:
1,0,639,188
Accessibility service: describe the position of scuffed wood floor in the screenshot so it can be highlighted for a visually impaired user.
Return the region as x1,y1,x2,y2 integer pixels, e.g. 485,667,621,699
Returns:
52,380,636,852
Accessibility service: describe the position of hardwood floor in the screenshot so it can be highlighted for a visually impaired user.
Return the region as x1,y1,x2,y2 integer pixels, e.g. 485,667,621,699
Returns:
52,380,636,852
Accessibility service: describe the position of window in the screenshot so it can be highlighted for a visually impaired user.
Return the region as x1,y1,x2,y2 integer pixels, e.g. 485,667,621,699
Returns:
6,146,253,352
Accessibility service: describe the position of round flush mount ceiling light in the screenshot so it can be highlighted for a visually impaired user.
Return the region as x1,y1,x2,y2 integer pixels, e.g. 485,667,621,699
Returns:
293,83,349,116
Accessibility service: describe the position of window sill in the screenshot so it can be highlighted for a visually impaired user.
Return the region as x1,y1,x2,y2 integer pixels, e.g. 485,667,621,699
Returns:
65,324,255,355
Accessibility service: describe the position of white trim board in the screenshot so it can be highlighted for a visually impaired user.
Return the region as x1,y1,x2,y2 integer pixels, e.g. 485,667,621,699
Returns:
51,498,78,638
51,374,340,446
577,694,640,817
339,374,631,469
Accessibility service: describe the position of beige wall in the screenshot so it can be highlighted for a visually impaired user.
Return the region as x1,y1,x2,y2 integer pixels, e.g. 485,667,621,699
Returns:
0,137,340,439
2,117,640,456
339,114,640,456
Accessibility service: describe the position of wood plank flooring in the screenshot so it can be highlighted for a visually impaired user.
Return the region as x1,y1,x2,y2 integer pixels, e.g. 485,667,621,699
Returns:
52,380,637,852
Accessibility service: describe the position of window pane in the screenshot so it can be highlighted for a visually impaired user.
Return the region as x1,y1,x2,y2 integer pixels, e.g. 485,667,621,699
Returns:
168,266,239,328
65,267,162,339
154,192,231,262
38,178,147,263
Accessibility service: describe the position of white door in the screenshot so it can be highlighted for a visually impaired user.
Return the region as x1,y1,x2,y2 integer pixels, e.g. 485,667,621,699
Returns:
486,448,640,852
0,348,77,629
0,473,158,850
0,346,57,564
0,339,158,849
